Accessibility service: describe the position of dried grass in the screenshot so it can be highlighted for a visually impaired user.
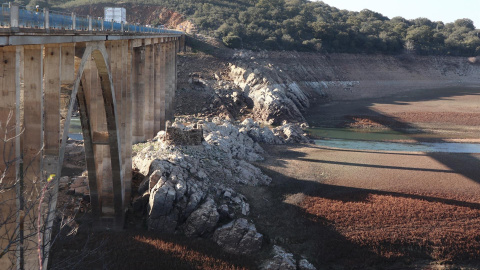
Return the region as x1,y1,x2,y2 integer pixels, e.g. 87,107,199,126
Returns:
301,192,480,261
50,231,254,269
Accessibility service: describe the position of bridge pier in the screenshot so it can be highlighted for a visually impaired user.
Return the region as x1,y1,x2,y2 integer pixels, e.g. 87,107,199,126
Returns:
0,32,184,269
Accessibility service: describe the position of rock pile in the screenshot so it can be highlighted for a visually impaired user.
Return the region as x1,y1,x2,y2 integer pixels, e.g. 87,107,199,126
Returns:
261,246,317,270
213,218,263,255
133,119,272,236
132,118,313,266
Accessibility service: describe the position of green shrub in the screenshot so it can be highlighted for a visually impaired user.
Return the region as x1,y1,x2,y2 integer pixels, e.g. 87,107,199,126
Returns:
222,35,242,48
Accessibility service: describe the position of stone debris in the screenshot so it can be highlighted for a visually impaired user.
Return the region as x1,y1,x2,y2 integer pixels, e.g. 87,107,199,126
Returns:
159,125,204,145
261,245,317,270
132,119,313,266
133,120,273,234
213,218,263,255
298,259,317,270
67,176,89,197
273,122,313,144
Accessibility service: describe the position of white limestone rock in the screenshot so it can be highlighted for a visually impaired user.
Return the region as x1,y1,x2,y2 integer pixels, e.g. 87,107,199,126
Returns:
183,198,219,237
213,218,263,255
261,246,297,270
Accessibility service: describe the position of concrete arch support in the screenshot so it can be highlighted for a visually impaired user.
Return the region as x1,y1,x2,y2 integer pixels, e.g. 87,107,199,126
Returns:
64,41,124,229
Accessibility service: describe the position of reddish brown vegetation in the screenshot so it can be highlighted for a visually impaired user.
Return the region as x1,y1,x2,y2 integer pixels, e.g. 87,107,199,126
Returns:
301,192,480,261
51,231,254,269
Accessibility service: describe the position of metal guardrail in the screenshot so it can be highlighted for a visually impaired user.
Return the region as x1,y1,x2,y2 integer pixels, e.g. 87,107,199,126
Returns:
0,2,183,35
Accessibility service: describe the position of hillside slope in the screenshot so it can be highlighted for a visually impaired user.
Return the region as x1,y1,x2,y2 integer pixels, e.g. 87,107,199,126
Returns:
56,0,479,55
177,47,480,125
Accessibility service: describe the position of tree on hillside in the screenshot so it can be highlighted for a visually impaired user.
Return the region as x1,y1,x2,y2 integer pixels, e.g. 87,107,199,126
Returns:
55,0,480,56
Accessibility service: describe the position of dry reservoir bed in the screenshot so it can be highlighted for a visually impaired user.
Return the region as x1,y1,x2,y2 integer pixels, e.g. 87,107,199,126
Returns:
249,86,480,268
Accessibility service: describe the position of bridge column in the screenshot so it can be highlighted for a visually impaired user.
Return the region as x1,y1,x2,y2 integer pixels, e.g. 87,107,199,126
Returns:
107,40,128,212
0,46,20,270
22,44,44,270
123,40,132,206
42,44,62,268
132,40,145,143
174,38,179,113
144,39,155,139
80,53,105,219
164,41,172,122
154,40,165,133
159,39,167,130
165,40,176,122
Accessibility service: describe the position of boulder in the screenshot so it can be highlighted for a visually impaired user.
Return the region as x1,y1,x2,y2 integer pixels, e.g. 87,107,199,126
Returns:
298,259,317,270
184,198,219,237
273,123,312,144
213,218,263,255
261,246,296,270
261,246,317,270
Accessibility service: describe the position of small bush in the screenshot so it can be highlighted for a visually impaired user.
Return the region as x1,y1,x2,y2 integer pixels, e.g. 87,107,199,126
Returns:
222,35,242,49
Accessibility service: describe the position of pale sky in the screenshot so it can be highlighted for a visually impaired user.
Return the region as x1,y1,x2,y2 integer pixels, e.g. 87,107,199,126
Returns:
318,0,480,28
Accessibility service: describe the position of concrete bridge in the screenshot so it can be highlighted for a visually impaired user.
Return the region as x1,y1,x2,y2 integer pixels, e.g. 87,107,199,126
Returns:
0,4,184,269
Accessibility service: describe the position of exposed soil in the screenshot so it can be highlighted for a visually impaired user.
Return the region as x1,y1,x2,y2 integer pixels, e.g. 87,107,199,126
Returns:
50,231,255,270
244,85,480,269
248,144,480,269
307,86,480,139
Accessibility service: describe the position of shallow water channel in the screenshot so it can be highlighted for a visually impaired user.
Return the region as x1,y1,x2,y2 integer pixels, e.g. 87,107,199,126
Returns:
309,127,480,153
68,117,83,140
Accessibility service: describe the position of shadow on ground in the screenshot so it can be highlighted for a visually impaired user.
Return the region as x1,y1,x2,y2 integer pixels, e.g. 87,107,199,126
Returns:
246,86,480,268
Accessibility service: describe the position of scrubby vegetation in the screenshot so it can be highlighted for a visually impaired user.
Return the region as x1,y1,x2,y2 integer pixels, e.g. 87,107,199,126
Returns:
50,231,255,269
17,0,480,55
301,192,480,261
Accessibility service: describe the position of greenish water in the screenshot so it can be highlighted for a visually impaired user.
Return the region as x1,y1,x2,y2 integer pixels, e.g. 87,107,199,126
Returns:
314,139,480,153
309,127,480,153
307,127,443,141
68,117,83,140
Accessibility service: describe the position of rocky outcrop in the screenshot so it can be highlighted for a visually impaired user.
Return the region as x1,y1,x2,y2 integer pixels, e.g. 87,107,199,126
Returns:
239,118,284,144
183,198,219,236
261,246,317,270
229,50,480,125
133,120,272,234
273,123,312,144
213,218,263,255
230,64,310,125
147,160,207,233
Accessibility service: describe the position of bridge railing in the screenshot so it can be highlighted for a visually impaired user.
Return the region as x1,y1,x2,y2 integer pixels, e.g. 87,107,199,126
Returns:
1,2,183,35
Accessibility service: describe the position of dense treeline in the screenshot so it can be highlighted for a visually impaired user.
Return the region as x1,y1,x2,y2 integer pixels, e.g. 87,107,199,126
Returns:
20,0,480,56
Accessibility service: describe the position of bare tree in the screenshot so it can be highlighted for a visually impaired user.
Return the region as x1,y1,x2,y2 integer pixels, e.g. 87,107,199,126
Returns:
0,110,57,270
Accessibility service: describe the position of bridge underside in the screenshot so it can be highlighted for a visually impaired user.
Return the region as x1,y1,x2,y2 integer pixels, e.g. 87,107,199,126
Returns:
0,35,183,269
